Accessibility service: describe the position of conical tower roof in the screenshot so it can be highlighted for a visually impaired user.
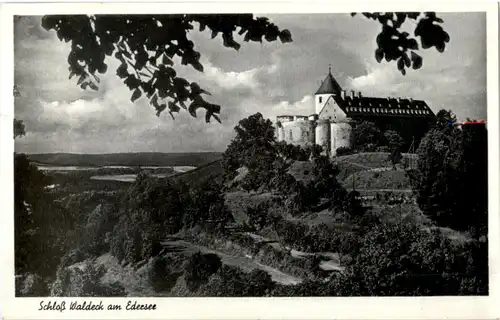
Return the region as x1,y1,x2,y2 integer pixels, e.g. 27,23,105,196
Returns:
315,67,343,95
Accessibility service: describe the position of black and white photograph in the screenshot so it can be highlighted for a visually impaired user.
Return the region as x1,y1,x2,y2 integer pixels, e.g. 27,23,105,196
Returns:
4,4,496,307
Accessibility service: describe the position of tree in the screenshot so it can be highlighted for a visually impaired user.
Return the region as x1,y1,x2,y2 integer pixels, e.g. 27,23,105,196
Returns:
325,219,488,296
14,86,77,281
221,112,277,189
350,121,383,152
184,252,222,292
40,15,292,122
408,117,488,235
352,12,450,75
435,109,457,129
14,119,25,138
384,130,404,169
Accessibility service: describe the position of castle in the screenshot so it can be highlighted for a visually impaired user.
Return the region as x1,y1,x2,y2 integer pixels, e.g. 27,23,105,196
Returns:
275,68,436,156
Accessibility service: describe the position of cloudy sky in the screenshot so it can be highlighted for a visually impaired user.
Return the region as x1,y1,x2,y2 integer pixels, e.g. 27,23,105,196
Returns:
14,13,486,154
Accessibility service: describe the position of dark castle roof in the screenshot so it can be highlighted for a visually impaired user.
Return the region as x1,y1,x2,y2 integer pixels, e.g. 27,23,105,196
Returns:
335,96,435,118
313,69,435,119
315,71,343,95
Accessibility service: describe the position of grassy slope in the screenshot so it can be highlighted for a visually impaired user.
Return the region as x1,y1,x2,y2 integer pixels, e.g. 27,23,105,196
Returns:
343,169,411,190
335,152,417,183
28,152,222,167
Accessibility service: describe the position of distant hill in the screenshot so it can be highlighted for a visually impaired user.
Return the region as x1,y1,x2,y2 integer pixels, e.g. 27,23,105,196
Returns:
27,152,222,167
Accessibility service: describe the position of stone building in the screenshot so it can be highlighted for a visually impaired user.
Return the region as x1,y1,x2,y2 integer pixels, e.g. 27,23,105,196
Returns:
276,68,436,156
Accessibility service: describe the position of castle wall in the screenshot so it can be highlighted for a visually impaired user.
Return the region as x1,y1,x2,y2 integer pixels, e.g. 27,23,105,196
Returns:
308,122,316,144
330,121,352,156
276,126,285,142
280,118,313,147
315,119,331,155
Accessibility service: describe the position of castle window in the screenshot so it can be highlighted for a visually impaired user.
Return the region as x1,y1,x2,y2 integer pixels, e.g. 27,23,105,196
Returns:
319,97,322,103
289,130,293,140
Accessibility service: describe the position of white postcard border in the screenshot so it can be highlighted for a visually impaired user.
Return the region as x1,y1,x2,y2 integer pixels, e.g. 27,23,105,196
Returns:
0,1,499,320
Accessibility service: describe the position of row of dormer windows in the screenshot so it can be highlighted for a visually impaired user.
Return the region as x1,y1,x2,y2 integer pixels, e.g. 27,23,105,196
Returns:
345,107,430,115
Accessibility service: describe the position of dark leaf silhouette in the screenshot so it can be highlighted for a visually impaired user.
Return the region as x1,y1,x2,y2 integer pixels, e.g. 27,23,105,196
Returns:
131,88,142,102
42,14,292,121
375,48,384,63
411,51,423,70
88,82,99,91
353,12,449,75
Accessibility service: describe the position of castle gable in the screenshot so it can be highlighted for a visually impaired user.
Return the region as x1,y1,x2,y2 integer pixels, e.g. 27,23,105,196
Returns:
318,96,347,121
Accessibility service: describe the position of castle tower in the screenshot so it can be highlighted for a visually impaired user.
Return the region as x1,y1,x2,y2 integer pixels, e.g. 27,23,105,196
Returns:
315,119,331,155
330,120,352,156
314,66,343,115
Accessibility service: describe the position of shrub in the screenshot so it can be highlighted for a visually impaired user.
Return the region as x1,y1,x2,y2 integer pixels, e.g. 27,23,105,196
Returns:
247,202,271,231
326,219,488,296
15,273,49,297
376,146,390,152
149,256,182,293
335,146,353,156
199,265,275,297
184,252,222,292
51,259,125,297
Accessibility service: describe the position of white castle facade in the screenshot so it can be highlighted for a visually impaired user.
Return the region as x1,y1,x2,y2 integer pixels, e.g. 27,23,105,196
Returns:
275,68,435,156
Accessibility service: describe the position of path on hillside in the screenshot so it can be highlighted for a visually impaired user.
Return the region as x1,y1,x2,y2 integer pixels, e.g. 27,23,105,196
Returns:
160,239,302,285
